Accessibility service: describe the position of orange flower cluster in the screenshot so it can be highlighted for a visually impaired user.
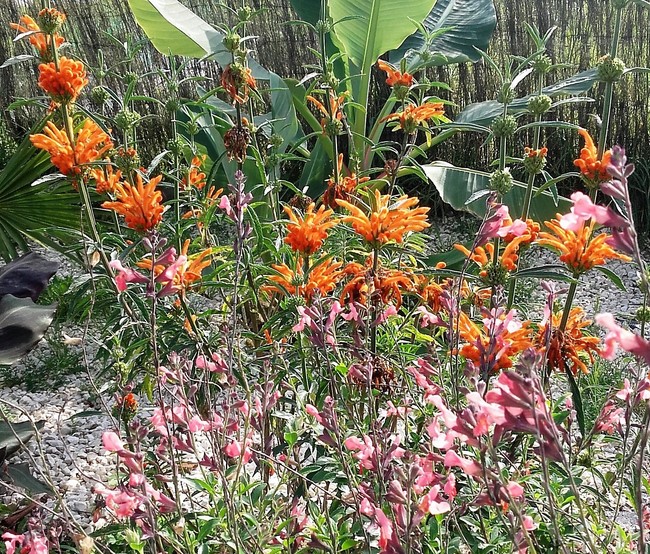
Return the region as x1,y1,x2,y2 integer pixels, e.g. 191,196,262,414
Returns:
322,154,369,209
458,311,533,373
412,273,446,312
524,146,548,158
537,307,600,375
377,60,413,88
221,63,256,104
181,156,207,190
574,128,612,184
307,93,346,134
266,258,343,302
38,57,88,104
337,189,429,245
92,165,122,195
284,203,337,256
340,257,412,310
537,218,630,275
138,239,212,294
381,102,446,133
30,119,113,179
10,14,64,59
102,173,164,233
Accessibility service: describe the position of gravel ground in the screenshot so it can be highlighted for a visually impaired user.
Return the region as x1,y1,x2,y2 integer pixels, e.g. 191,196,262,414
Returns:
0,217,647,534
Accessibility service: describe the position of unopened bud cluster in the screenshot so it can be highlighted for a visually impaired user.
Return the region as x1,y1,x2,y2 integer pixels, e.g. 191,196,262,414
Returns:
522,147,548,175
491,115,517,138
489,168,513,194
114,109,141,131
597,54,625,82
527,94,552,115
531,54,552,77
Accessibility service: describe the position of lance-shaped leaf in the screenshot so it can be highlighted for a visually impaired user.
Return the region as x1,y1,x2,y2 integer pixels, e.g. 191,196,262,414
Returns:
0,295,56,366
456,68,599,127
422,162,570,223
390,0,497,66
0,252,58,301
0,420,45,462
2,463,52,494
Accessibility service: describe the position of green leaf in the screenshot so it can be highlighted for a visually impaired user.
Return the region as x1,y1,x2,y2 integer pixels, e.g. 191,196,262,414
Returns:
513,265,576,283
3,462,52,494
595,265,627,292
127,0,228,61
390,0,497,66
456,69,599,127
422,162,571,223
566,367,585,438
0,252,58,302
329,0,436,69
0,420,44,461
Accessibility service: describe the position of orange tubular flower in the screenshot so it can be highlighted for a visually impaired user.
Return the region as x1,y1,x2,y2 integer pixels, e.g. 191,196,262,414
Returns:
181,156,207,191
537,217,630,275
265,258,343,302
92,164,122,195
10,15,64,59
412,273,446,312
537,307,600,375
102,173,165,233
284,202,337,256
574,128,612,184
221,63,256,104
340,257,412,310
38,57,88,104
138,239,212,294
458,311,533,373
323,154,370,209
307,93,346,134
377,60,414,88
337,189,429,246
182,186,223,228
381,102,446,134
30,119,113,179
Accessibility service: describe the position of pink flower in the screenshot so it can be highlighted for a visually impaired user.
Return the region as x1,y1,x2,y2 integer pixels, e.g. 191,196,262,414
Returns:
596,313,650,365
444,450,483,477
102,431,125,453
419,486,451,515
109,259,147,292
373,509,394,551
305,404,324,424
560,191,628,232
2,532,24,554
95,485,140,518
188,416,211,433
497,217,527,238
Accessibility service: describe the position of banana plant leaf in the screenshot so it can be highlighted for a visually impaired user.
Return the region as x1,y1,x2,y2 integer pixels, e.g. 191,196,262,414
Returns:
390,0,497,66
0,420,45,462
422,162,571,223
0,295,56,366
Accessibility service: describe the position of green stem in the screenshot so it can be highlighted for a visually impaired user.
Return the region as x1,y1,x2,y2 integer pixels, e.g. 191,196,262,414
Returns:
559,279,579,332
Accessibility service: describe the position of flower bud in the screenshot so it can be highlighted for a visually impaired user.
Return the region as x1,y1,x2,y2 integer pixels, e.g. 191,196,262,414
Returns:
491,115,517,138
597,54,625,83
223,31,241,53
481,261,509,287
527,94,552,115
37,8,66,34
489,168,513,194
91,86,109,106
522,146,548,175
531,54,552,76
114,109,141,131
497,86,515,105
166,136,185,158
238,6,254,22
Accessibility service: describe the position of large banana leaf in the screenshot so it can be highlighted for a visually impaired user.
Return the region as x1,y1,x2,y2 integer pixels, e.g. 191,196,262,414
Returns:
0,295,56,366
0,252,58,301
328,0,436,69
422,162,571,224
127,0,228,62
389,0,496,66
0,121,80,262
456,69,599,127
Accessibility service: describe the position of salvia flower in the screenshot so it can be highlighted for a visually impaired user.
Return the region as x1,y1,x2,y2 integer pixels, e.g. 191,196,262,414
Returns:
38,57,88,104
596,312,650,365
337,189,429,245
574,128,612,185
284,202,336,256
102,173,164,233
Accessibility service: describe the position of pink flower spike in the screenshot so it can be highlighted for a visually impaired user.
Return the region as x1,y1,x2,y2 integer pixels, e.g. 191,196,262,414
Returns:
109,259,148,292
444,450,482,476
102,431,125,453
305,404,324,424
596,313,650,365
